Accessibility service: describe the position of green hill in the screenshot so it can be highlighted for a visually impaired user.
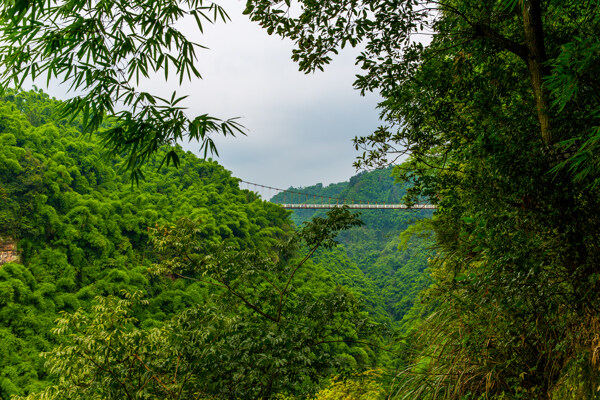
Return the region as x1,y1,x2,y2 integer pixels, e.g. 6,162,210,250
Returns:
0,90,397,399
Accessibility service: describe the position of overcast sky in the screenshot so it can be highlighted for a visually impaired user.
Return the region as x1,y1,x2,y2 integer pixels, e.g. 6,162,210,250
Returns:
159,1,383,189
39,1,384,189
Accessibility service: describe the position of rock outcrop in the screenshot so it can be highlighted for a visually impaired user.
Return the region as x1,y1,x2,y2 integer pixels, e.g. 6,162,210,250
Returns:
0,237,19,265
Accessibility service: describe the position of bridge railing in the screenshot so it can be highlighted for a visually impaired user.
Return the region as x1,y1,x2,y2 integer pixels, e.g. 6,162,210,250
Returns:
279,203,436,210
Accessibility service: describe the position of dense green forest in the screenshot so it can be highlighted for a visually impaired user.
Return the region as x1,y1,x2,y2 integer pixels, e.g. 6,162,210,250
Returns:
0,90,431,399
2,0,600,398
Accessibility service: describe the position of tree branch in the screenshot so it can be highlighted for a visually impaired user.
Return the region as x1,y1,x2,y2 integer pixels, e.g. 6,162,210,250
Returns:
430,1,528,61
277,244,321,322
472,22,528,61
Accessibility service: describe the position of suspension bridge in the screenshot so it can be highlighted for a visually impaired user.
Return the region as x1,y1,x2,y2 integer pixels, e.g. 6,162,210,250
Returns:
239,180,436,210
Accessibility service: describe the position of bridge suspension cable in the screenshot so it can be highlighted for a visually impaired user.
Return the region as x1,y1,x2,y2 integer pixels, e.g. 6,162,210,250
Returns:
239,180,435,210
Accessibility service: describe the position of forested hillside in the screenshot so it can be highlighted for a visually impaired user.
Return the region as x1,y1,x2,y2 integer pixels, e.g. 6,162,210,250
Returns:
0,90,425,399
271,169,434,328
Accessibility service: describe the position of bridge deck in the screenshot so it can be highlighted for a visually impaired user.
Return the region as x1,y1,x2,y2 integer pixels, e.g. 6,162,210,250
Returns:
279,203,436,210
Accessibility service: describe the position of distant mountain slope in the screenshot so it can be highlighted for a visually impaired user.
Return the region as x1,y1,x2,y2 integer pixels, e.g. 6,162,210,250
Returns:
271,168,434,328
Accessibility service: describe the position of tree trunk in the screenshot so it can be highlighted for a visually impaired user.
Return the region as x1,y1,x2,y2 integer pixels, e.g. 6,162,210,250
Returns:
521,0,553,146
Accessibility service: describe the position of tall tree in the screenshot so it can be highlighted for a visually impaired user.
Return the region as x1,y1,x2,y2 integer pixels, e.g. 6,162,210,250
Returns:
244,0,600,398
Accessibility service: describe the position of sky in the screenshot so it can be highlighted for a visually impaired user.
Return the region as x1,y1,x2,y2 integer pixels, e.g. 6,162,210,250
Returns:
36,1,384,189
176,1,383,189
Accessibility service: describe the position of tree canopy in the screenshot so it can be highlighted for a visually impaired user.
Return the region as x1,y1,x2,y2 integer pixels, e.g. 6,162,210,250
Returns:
245,0,599,178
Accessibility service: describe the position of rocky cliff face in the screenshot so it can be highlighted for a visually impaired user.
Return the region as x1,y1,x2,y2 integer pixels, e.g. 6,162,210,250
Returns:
0,237,19,265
